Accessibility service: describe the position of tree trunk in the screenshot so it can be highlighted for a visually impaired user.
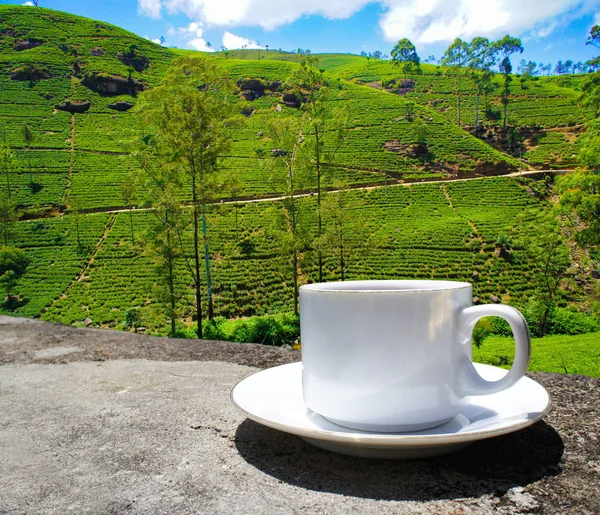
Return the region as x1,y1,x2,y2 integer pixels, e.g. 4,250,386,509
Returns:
129,208,135,246
75,210,81,247
166,210,176,336
28,149,33,184
456,74,461,127
340,240,345,281
191,174,203,339
503,77,509,131
475,91,480,135
202,203,214,320
293,249,298,316
315,128,323,283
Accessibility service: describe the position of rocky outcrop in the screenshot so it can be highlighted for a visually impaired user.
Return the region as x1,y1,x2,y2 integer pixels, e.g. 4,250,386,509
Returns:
90,47,105,56
13,38,43,51
237,78,283,101
81,73,144,96
56,100,91,114
108,101,134,112
383,140,428,158
9,66,53,81
116,51,150,72
237,78,266,101
283,92,301,108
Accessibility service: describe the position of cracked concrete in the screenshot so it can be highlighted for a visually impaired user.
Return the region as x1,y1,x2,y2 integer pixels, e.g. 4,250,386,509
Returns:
0,316,599,514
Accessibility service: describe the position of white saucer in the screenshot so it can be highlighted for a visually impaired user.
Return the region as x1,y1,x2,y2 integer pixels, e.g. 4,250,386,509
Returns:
231,362,552,459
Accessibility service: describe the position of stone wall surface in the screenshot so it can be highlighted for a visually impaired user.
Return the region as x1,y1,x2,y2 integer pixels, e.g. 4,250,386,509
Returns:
0,316,598,514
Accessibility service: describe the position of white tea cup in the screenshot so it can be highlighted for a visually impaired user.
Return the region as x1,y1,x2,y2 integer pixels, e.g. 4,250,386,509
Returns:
300,280,531,432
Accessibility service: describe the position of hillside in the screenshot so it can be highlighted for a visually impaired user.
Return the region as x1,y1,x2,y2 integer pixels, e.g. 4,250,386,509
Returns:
0,6,594,335
216,51,593,169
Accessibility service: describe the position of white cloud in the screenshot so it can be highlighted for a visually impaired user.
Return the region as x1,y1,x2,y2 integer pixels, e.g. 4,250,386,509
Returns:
189,38,215,51
138,0,162,18
222,31,263,49
379,0,598,44
144,35,165,45
169,21,215,51
138,0,599,45
22,1,34,5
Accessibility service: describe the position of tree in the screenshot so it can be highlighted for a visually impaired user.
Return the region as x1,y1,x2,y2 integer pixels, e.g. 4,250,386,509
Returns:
124,307,142,332
468,37,496,133
21,124,34,184
412,117,428,145
0,196,16,247
147,187,187,336
522,220,571,336
518,59,537,77
390,38,422,96
555,153,600,251
493,35,523,131
316,184,371,281
577,118,600,171
587,25,600,48
0,246,30,300
554,166,600,295
442,38,470,126
120,172,138,246
287,56,346,283
581,25,600,118
268,117,309,315
137,56,238,338
135,134,187,336
0,129,17,199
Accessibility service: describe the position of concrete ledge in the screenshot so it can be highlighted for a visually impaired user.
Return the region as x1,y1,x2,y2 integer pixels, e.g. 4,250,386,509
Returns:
1,317,599,513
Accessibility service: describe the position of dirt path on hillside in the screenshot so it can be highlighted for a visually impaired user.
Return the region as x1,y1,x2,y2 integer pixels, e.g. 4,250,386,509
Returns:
41,213,117,315
101,169,566,217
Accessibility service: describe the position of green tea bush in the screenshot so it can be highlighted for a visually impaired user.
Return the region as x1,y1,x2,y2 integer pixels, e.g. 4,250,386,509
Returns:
485,301,600,339
199,313,299,346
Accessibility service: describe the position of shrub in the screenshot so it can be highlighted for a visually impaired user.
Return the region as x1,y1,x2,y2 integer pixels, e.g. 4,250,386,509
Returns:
192,313,300,346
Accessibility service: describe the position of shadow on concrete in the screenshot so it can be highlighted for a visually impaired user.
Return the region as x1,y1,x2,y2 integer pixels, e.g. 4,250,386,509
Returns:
235,420,563,501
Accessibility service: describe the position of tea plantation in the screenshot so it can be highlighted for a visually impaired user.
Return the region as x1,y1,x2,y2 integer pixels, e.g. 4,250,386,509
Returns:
0,5,597,339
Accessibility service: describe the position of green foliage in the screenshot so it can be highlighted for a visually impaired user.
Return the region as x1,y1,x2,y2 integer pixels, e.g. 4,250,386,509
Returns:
390,38,422,92
124,307,141,331
555,169,600,251
202,313,299,346
473,331,600,377
0,245,30,297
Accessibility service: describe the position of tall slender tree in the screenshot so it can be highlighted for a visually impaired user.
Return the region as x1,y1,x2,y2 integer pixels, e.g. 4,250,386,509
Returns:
136,56,238,338
390,39,422,96
442,38,470,127
0,196,16,247
21,124,34,184
582,25,600,118
134,133,187,335
268,117,309,315
493,35,524,131
468,37,497,134
287,56,346,283
120,171,138,246
0,126,15,199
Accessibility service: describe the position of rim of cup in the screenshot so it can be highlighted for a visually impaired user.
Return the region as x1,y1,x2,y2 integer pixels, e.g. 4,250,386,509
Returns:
300,280,472,293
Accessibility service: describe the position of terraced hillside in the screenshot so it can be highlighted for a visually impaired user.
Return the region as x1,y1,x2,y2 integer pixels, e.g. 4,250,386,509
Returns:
228,52,593,169
0,6,591,334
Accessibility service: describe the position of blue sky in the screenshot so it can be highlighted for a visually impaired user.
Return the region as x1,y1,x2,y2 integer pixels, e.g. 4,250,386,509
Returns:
3,0,600,67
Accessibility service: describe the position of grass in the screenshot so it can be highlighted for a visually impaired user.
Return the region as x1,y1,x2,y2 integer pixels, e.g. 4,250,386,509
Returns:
473,332,600,378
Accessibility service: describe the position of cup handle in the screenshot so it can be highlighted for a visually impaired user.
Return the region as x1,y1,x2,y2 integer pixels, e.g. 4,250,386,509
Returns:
458,304,531,396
